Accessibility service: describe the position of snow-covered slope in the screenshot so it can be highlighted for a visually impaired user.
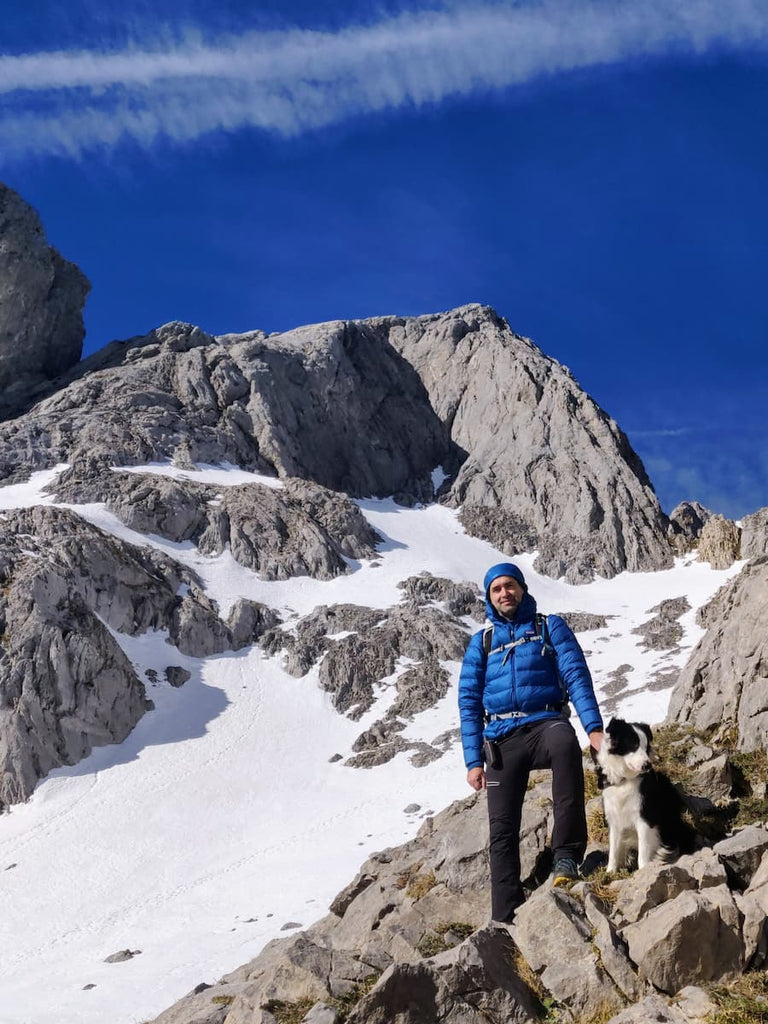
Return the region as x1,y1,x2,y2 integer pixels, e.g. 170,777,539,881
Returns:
0,465,743,1024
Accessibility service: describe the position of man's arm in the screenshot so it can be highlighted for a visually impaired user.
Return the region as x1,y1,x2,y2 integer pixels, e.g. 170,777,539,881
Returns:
458,631,487,785
547,615,603,738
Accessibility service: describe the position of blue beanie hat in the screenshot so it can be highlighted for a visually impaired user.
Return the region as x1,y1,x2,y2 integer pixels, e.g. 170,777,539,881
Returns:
483,562,527,599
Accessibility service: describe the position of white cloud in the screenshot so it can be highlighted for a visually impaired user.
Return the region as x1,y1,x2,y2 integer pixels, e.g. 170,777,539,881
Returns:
1,0,767,161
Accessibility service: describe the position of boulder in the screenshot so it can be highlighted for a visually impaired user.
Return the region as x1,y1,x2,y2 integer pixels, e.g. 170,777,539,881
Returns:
622,885,744,993
697,514,741,569
343,927,542,1024
712,826,768,889
603,993,691,1023
735,852,768,968
583,892,646,1002
514,888,624,1017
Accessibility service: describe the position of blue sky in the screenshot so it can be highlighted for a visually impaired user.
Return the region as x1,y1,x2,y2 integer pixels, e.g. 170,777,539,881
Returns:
2,0,767,518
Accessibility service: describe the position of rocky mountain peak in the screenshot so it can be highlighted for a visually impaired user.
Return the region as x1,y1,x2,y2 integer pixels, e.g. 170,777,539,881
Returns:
0,301,672,583
0,183,90,420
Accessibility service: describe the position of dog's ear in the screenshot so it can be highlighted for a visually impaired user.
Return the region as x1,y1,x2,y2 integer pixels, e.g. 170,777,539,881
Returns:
637,723,653,745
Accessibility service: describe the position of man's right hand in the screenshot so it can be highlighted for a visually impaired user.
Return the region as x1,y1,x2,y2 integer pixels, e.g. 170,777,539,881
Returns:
467,767,486,790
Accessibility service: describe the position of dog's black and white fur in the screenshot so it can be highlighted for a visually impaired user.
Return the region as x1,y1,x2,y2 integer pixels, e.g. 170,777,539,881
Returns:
596,718,697,871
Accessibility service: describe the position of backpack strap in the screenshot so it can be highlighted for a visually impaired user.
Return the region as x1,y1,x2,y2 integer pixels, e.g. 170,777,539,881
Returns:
482,623,493,656
482,614,548,664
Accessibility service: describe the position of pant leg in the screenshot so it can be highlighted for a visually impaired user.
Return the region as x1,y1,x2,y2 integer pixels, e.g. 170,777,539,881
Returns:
485,729,532,922
529,718,588,863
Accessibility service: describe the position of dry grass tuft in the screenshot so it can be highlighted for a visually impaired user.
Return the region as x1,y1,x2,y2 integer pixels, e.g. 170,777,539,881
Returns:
406,870,437,900
705,970,768,1023
587,805,609,845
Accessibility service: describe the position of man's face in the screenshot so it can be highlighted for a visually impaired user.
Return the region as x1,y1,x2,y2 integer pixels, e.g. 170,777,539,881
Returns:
488,576,525,618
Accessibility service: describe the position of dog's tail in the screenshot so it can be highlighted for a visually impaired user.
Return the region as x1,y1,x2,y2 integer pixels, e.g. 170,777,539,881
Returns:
657,844,681,864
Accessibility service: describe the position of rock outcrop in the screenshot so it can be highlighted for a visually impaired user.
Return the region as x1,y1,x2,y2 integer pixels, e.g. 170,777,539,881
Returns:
741,507,768,559
0,319,452,505
261,574,476,767
0,183,90,420
667,556,768,750
145,764,768,1024
0,505,237,805
384,305,672,582
0,306,672,582
54,468,382,581
667,501,712,554
697,514,742,569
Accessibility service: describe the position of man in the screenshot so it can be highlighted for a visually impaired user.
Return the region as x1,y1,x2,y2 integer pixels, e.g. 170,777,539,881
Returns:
458,562,603,923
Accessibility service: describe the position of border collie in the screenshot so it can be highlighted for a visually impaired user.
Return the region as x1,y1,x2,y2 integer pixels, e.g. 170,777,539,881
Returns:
596,718,697,872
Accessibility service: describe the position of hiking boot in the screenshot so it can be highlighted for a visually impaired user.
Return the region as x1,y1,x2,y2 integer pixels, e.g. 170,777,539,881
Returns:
551,857,579,886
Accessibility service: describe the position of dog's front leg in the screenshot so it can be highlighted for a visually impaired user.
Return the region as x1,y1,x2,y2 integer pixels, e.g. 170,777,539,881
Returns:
637,822,661,869
606,824,623,873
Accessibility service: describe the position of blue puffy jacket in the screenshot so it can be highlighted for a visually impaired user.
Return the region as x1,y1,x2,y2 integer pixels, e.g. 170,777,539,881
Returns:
458,590,603,769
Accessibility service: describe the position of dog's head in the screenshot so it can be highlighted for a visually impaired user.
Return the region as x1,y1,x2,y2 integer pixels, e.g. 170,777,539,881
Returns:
596,718,653,784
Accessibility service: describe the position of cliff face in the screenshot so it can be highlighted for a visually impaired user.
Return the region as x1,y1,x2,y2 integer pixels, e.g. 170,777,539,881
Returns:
0,306,671,583
0,183,90,420
381,304,672,581
667,555,768,751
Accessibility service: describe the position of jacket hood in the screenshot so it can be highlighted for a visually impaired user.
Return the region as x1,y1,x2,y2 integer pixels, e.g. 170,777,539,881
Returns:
483,562,527,598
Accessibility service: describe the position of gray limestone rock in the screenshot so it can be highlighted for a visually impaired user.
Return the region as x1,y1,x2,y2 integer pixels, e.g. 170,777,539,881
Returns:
686,753,733,802
0,305,672,582
227,600,281,651
343,927,542,1024
146,781,768,1024
741,507,768,559
604,994,690,1024
0,317,452,507
631,597,691,652
266,597,470,738
697,514,742,569
385,304,672,582
583,891,646,1002
668,501,712,554
611,855,723,927
165,666,191,688
514,887,623,1018
301,1005,339,1024
712,826,768,890
397,573,483,620
736,852,768,968
621,885,744,994
0,504,234,805
146,982,235,1024
554,611,611,632
666,557,768,750
54,469,381,583
0,183,90,421
104,949,141,963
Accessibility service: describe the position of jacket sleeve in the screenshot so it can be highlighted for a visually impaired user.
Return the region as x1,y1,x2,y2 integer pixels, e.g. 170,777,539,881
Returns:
458,630,487,770
547,615,603,736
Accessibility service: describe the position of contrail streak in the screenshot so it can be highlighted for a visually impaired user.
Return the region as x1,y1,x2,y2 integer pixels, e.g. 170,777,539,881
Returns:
1,1,766,162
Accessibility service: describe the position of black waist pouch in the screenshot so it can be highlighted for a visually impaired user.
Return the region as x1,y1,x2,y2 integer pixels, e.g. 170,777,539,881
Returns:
483,739,501,770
